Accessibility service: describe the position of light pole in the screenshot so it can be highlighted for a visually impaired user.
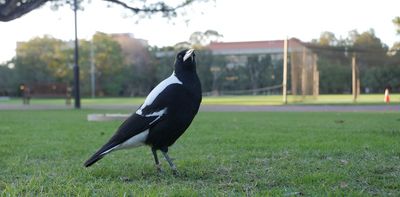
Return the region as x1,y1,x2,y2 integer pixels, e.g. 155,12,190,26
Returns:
73,0,81,109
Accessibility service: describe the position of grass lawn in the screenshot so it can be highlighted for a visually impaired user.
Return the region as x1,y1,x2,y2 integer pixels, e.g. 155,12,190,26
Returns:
1,94,400,106
0,110,399,195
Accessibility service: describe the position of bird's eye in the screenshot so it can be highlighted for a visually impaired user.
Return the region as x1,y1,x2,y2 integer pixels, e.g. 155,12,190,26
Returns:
178,55,182,59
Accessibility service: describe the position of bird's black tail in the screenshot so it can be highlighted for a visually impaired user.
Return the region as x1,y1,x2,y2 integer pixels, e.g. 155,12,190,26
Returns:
84,143,117,167
84,153,104,167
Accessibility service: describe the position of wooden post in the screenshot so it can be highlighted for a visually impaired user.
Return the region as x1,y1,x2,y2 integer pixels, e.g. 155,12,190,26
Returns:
314,71,319,98
352,54,357,102
357,63,360,98
290,50,298,96
90,39,96,98
357,75,360,98
301,47,307,97
282,38,288,104
313,54,319,99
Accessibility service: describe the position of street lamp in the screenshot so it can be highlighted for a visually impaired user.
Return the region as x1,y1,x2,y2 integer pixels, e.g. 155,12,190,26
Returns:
73,0,81,109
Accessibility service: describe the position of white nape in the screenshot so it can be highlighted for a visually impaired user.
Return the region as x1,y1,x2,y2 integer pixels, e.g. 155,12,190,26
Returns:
136,73,182,116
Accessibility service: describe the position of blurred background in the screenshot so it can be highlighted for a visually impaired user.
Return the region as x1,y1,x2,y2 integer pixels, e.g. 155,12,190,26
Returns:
0,0,399,102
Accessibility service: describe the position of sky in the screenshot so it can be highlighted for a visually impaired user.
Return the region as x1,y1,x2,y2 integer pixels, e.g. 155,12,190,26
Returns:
0,0,399,64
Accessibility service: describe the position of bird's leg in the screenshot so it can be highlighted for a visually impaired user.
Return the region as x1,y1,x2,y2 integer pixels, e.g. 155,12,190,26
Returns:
151,147,162,173
161,151,178,175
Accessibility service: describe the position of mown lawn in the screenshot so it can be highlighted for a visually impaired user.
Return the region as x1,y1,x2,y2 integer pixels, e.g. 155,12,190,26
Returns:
0,110,399,195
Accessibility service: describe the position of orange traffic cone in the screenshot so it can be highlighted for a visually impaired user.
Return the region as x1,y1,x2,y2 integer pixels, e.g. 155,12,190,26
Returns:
384,88,390,103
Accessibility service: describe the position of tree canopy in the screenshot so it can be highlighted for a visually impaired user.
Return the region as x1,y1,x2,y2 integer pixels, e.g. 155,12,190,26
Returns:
0,0,206,21
393,16,400,35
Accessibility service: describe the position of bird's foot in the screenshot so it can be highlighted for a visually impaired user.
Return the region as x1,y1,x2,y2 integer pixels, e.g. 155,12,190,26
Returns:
156,164,164,173
172,168,179,176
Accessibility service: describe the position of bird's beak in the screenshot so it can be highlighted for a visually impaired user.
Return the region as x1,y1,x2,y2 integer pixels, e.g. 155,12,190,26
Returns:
183,49,194,61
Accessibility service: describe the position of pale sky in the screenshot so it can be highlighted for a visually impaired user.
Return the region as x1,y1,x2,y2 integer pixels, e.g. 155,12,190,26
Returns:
0,0,399,64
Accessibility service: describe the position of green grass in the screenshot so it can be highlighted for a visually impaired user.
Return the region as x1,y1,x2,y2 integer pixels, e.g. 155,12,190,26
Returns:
1,94,400,106
1,110,399,195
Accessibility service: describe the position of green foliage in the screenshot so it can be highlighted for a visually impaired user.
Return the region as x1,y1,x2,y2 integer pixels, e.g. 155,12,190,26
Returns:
91,33,125,96
0,62,18,95
353,30,388,68
0,110,399,195
15,35,71,84
189,30,223,48
317,54,352,94
317,31,338,46
313,29,399,93
364,64,400,91
393,16,400,35
10,33,155,97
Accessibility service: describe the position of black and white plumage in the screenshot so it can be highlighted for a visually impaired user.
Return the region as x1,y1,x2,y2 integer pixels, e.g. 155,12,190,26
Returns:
84,49,202,174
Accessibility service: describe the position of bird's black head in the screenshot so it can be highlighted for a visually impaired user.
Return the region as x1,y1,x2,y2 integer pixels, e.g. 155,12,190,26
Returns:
174,49,196,72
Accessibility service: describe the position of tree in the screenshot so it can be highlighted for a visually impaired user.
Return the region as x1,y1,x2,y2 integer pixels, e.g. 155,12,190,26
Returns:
90,32,125,96
0,0,47,21
15,35,71,84
195,49,217,93
13,33,129,96
311,29,398,93
110,33,154,96
393,16,400,35
189,30,223,48
0,0,209,22
246,55,271,94
318,31,337,46
0,60,18,96
364,64,400,92
391,17,400,54
351,29,388,92
318,57,352,94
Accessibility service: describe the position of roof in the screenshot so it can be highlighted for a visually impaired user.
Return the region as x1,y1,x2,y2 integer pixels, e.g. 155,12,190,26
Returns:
208,38,304,55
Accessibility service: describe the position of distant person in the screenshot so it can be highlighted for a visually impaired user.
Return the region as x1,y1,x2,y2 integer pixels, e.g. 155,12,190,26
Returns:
384,85,392,104
20,84,31,105
385,84,392,92
66,86,72,106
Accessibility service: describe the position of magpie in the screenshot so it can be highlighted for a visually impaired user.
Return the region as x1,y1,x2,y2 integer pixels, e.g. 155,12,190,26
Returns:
84,49,202,174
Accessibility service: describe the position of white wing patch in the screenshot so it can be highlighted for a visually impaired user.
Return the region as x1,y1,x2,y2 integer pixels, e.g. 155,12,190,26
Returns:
136,73,182,116
114,129,149,150
144,108,166,117
146,108,167,125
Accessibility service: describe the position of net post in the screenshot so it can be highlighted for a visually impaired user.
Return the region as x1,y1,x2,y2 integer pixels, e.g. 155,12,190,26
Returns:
282,38,288,104
352,54,357,102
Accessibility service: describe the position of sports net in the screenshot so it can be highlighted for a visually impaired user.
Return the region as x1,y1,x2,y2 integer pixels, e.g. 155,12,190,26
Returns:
288,41,319,101
205,39,319,101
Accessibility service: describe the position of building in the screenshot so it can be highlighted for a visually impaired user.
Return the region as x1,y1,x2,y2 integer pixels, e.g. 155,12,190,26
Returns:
207,38,319,96
110,33,149,67
208,38,304,62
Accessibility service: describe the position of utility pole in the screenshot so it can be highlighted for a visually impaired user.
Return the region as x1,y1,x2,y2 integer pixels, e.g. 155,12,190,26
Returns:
73,0,81,108
282,38,288,104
